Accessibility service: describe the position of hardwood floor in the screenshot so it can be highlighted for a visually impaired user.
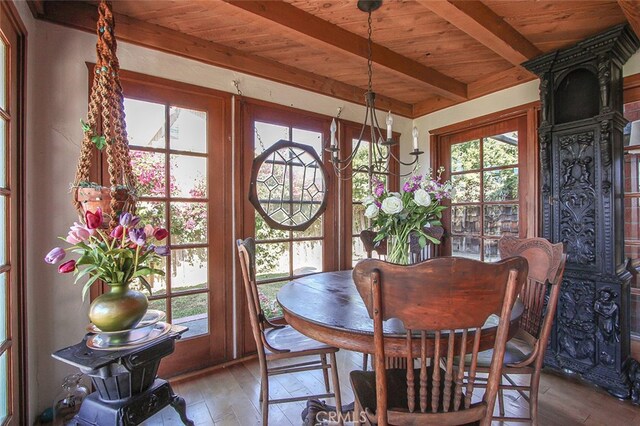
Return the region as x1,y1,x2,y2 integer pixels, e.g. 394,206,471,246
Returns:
141,350,640,425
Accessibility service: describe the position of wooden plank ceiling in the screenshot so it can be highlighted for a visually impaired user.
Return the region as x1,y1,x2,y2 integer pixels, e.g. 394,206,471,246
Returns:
30,0,633,118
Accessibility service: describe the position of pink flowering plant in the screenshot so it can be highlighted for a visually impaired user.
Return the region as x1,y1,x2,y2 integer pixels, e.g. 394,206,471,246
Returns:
44,208,169,300
363,168,452,264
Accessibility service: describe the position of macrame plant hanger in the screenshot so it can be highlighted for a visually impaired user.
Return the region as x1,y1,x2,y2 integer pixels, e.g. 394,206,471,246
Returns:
73,0,136,230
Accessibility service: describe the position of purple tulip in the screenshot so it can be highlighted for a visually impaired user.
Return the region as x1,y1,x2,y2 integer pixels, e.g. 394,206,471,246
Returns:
154,245,170,257
119,212,133,227
129,216,141,227
45,247,66,264
129,228,147,246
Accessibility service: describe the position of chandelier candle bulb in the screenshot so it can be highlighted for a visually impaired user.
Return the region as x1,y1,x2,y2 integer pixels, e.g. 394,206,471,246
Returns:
330,118,337,148
386,111,393,140
412,127,419,151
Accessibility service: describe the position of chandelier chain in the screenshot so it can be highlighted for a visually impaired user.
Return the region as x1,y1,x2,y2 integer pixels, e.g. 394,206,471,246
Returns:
367,12,373,93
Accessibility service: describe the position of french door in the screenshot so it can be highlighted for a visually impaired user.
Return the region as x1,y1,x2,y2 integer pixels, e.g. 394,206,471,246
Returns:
116,71,233,375
0,2,25,422
435,114,535,257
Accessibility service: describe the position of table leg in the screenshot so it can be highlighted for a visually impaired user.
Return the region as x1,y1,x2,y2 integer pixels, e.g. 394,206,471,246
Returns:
170,394,194,426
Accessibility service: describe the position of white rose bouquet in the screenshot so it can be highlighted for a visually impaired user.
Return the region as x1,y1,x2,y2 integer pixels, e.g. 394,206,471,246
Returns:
364,168,452,264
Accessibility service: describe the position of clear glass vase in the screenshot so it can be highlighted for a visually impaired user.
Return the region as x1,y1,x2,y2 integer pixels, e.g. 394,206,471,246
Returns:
387,234,411,265
53,373,88,425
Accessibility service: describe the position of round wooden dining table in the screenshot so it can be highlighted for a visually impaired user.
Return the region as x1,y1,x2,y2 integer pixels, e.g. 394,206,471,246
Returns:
278,270,525,356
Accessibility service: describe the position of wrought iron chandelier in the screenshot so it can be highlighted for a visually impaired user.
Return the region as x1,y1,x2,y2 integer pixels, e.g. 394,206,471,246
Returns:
326,0,423,178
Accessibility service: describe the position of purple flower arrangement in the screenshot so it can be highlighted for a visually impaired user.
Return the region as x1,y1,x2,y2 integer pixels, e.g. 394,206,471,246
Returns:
45,208,169,299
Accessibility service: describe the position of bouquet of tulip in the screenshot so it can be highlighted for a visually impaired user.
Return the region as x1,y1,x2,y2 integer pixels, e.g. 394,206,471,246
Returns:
363,168,452,264
45,208,169,301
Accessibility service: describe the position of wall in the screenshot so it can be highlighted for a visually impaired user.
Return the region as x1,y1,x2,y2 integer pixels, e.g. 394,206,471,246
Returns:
12,4,414,421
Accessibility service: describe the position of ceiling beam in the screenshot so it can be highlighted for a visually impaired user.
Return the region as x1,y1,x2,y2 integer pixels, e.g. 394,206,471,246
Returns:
418,0,542,66
223,0,468,101
618,0,640,39
34,1,413,117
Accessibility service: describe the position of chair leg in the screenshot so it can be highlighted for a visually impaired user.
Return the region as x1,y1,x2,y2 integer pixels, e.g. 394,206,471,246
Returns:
498,387,505,416
330,352,342,419
353,396,362,426
529,372,540,425
362,353,368,371
321,353,331,393
261,365,269,426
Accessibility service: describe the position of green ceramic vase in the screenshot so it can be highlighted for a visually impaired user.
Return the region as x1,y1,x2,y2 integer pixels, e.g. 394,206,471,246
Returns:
88,283,148,332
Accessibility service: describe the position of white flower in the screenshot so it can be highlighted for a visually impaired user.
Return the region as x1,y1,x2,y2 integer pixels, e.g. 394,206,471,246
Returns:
363,195,376,206
389,192,402,198
413,189,432,207
381,197,403,215
364,203,379,218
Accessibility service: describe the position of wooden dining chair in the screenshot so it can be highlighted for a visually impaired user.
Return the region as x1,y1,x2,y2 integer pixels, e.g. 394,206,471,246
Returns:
409,225,444,263
360,229,387,259
350,256,528,426
236,238,342,425
472,236,566,424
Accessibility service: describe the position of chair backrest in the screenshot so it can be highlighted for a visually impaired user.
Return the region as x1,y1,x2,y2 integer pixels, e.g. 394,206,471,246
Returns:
409,225,445,262
360,230,387,258
352,256,528,426
498,236,567,364
236,238,286,356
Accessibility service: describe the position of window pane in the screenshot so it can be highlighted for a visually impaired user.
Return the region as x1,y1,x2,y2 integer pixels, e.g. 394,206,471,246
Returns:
0,39,5,111
258,281,286,319
483,168,519,201
0,351,6,423
255,212,288,240
451,236,481,260
352,237,367,267
130,256,166,296
130,150,166,197
172,293,208,338
148,297,166,314
292,128,322,155
483,132,518,168
484,239,500,262
124,98,165,149
256,242,290,281
171,248,208,293
255,122,289,156
137,201,166,231
292,240,322,275
451,173,480,203
170,202,207,245
0,274,5,343
451,205,481,235
624,197,640,255
484,204,519,236
0,118,5,188
293,216,323,239
353,203,367,236
352,172,370,202
0,196,5,265
170,154,207,198
451,140,480,172
169,106,207,153
352,139,371,172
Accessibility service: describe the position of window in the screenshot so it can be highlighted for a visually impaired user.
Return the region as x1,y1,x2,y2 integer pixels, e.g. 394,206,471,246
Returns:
116,70,232,375
433,113,535,257
242,103,337,319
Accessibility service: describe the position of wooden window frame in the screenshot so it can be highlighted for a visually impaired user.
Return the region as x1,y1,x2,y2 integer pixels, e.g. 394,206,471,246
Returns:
430,102,540,255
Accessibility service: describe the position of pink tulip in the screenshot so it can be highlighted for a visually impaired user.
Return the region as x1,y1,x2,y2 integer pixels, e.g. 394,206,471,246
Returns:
66,232,82,244
143,224,155,238
58,260,76,273
110,225,124,238
85,208,103,229
67,222,92,243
